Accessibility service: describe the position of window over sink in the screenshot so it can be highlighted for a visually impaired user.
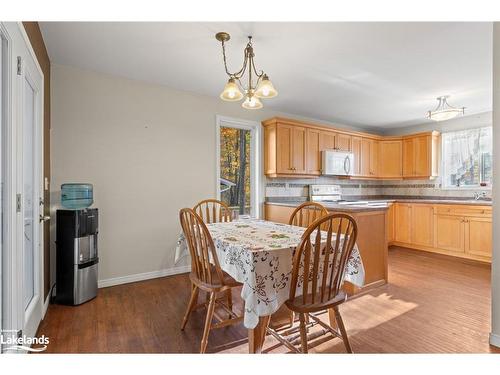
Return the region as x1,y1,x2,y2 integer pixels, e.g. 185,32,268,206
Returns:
441,127,492,189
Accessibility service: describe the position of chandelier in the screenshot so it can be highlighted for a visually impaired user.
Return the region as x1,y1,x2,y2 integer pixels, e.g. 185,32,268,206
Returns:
215,32,277,109
427,96,465,122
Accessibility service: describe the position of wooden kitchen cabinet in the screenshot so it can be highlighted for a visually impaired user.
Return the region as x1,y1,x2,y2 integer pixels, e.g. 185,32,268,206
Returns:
358,138,378,177
394,203,412,244
319,130,336,151
291,127,307,174
265,121,308,177
379,140,403,178
336,133,352,151
391,202,491,263
402,138,414,177
466,217,492,258
306,128,321,175
402,133,439,179
276,124,293,174
263,117,440,179
411,204,434,247
351,136,362,176
434,214,465,253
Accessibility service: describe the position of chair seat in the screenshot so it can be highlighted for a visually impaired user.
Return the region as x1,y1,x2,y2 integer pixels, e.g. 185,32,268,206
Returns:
189,265,242,291
285,290,347,313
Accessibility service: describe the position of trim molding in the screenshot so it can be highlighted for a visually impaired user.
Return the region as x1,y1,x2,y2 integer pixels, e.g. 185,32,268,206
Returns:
490,333,500,348
98,265,191,288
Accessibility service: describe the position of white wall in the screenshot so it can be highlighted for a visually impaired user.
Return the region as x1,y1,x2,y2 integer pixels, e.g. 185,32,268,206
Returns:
490,23,500,348
50,64,368,285
382,111,492,136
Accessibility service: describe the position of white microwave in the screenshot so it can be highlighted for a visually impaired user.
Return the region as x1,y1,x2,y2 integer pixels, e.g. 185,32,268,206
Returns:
321,150,354,176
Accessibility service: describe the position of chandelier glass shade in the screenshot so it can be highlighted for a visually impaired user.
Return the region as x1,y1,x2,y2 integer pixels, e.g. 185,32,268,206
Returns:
427,96,465,122
242,92,263,109
220,78,244,101
216,32,277,109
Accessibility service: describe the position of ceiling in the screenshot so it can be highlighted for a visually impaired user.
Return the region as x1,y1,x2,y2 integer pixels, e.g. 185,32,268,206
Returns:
39,22,492,129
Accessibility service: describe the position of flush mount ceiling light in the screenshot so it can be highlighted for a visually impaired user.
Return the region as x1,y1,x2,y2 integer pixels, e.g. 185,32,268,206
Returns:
427,96,465,122
216,32,277,109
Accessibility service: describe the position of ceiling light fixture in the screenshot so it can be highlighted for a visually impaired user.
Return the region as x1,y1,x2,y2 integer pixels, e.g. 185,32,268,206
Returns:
427,96,465,122
216,32,277,109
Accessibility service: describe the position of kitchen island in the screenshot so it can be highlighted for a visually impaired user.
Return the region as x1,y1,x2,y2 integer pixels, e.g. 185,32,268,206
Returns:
264,201,389,296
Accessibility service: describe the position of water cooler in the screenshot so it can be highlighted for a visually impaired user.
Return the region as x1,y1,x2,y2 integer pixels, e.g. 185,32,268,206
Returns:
56,208,99,305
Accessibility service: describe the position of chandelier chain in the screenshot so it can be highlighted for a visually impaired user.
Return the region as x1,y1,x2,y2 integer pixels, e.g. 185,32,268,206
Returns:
220,36,265,93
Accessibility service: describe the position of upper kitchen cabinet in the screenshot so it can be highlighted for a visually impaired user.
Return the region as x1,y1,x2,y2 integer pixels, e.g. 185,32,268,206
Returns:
378,140,403,179
402,132,440,179
263,118,310,177
274,123,306,175
335,133,352,151
355,137,378,178
306,128,321,175
263,117,439,180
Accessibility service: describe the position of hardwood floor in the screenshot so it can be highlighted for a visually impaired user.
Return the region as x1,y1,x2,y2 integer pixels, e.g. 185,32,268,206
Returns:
36,247,500,353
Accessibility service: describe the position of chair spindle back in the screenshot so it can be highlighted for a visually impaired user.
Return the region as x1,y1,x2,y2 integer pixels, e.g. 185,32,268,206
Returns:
289,202,329,228
179,208,225,287
289,213,358,308
193,199,232,224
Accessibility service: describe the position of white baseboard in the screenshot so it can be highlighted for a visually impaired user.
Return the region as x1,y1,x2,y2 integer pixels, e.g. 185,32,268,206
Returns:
42,284,55,319
42,294,50,319
98,265,191,288
490,333,500,348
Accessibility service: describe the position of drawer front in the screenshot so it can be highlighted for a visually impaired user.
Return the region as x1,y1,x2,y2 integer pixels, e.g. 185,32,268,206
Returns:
435,205,491,218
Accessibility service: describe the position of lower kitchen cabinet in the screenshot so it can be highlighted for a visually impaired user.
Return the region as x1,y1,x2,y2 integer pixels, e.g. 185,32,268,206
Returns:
394,203,411,244
390,203,491,263
466,217,492,258
411,204,434,247
434,214,465,253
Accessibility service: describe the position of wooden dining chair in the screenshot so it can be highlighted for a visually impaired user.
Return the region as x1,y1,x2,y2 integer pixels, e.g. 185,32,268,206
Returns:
285,202,329,326
289,202,329,228
179,208,243,353
193,199,233,310
268,213,358,353
193,199,232,224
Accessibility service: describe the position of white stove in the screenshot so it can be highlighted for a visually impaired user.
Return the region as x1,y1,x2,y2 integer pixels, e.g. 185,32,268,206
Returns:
309,184,342,203
309,184,389,208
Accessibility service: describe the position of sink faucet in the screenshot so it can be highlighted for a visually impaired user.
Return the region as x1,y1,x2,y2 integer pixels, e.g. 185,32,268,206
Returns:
473,192,487,200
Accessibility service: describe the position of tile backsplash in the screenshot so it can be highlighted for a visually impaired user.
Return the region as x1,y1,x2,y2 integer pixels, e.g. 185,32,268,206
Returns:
265,176,492,199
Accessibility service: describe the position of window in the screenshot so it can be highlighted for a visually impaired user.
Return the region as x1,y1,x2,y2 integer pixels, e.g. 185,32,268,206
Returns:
441,127,492,188
216,116,260,218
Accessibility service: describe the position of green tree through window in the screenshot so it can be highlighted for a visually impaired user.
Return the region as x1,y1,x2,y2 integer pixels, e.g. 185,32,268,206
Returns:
220,127,251,215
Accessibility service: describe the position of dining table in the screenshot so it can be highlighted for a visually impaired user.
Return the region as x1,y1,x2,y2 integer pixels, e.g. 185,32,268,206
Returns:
175,218,365,353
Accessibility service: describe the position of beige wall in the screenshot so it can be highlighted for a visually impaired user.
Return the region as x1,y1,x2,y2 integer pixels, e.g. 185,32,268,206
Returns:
491,22,500,348
50,64,367,284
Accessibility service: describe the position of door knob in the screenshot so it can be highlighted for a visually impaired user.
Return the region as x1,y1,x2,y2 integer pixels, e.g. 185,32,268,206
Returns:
39,215,50,223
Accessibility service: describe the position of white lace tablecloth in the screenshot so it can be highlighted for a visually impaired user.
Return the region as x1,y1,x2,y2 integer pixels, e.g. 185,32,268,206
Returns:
174,219,365,329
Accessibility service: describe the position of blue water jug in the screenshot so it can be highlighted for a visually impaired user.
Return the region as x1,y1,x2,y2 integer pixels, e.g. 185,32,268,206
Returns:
61,183,93,209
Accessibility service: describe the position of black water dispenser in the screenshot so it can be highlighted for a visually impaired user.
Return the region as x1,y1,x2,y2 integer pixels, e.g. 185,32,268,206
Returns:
56,208,99,305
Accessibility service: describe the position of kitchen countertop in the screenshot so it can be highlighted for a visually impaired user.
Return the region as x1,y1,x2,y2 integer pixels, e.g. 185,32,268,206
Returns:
265,200,390,213
265,195,492,211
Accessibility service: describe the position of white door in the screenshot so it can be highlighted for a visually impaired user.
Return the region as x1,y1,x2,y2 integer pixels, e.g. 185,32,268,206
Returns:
1,23,44,344
20,60,43,339
18,29,44,341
